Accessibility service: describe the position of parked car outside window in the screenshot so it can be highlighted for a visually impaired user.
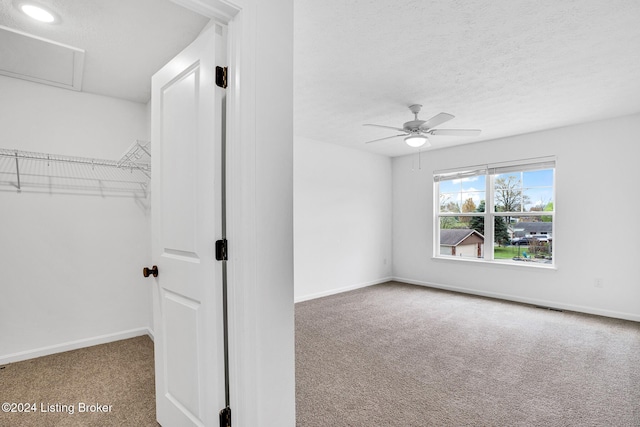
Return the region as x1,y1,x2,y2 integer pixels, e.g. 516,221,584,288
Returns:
510,235,550,245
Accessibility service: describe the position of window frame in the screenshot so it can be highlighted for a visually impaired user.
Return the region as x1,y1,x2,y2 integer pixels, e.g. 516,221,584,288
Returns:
434,157,556,268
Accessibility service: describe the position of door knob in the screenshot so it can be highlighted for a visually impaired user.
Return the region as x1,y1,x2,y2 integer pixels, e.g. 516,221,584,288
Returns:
143,265,158,278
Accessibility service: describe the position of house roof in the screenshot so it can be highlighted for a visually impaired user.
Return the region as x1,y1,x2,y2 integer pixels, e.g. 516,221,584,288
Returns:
440,229,484,246
512,222,552,233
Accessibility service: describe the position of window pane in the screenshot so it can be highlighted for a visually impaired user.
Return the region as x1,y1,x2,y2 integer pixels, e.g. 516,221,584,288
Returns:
522,168,554,212
461,175,485,192
439,179,459,193
496,218,553,264
523,188,554,212
439,175,486,213
440,191,461,213
494,173,524,212
523,169,553,187
495,169,554,213
439,218,485,259
461,195,485,214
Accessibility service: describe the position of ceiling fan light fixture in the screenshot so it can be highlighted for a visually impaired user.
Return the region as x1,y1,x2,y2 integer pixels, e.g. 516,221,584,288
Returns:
19,3,57,23
404,134,428,148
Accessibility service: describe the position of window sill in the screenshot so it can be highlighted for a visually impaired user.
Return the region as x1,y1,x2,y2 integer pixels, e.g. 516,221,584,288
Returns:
432,255,557,270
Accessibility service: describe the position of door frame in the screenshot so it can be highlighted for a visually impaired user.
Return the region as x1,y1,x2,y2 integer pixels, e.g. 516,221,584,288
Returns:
168,1,295,426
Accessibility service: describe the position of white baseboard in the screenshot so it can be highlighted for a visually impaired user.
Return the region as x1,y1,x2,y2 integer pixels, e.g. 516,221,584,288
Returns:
0,327,153,365
294,277,393,303
393,276,640,323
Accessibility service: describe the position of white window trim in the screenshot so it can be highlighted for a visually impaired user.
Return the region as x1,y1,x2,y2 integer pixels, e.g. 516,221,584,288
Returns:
434,156,556,268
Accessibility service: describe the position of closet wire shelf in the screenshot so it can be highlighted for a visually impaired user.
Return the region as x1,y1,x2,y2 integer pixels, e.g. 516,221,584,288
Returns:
0,140,151,197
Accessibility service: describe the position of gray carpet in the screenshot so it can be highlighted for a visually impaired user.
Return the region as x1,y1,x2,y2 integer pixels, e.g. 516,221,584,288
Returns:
295,282,640,426
0,335,158,427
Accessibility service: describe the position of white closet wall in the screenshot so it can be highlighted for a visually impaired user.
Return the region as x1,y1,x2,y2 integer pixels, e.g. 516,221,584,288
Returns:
0,75,152,363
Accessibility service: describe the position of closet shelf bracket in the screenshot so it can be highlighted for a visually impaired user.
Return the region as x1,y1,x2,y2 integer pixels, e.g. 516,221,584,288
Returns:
14,151,21,191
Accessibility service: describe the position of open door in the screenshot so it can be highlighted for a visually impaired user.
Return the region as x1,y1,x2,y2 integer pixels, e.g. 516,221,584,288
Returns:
150,21,227,426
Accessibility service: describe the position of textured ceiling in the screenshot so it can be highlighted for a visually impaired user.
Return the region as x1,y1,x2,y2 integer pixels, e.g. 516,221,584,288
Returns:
1,0,639,156
0,0,208,103
294,0,640,157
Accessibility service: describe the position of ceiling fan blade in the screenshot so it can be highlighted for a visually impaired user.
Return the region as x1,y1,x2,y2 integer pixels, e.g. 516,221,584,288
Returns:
364,134,407,144
363,123,406,132
420,112,455,130
427,129,481,137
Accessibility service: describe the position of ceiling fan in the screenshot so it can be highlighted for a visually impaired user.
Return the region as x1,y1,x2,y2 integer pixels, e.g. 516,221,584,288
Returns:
364,104,481,148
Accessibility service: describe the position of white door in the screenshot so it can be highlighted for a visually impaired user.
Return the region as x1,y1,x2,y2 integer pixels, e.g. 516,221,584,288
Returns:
150,22,227,427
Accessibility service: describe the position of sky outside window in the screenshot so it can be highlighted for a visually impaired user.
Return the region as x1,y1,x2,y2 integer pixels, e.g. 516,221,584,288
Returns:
439,175,486,212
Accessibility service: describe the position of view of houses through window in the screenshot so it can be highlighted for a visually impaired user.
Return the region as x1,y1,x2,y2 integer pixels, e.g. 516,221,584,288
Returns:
434,158,555,266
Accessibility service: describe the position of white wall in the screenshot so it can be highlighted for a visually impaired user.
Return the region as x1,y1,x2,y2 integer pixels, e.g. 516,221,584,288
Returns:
0,76,152,363
294,136,392,301
222,0,296,425
393,113,640,321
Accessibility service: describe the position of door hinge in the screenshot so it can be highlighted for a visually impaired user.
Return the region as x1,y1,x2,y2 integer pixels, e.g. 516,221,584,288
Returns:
216,239,228,261
216,66,228,89
219,406,231,427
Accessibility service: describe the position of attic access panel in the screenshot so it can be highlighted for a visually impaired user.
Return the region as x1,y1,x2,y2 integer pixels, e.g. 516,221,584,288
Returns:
0,25,84,91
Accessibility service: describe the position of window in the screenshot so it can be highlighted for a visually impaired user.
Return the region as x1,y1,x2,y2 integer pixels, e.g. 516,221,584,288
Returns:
434,158,555,266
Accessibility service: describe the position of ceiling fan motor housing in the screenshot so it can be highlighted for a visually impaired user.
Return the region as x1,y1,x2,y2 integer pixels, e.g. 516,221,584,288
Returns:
405,104,426,132
403,120,426,132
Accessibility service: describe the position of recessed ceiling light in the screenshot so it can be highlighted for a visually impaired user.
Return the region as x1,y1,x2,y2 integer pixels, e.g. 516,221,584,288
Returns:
20,4,56,23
